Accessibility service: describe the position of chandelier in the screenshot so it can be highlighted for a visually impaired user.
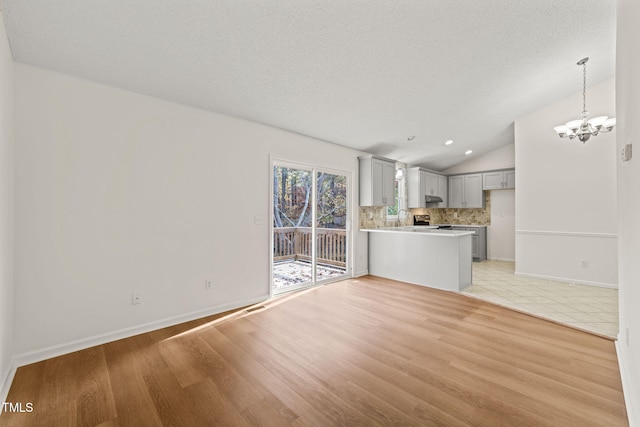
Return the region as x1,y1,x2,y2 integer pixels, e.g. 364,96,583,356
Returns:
553,57,615,143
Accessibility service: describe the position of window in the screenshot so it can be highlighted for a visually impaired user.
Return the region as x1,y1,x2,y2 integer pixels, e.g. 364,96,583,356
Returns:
387,166,405,220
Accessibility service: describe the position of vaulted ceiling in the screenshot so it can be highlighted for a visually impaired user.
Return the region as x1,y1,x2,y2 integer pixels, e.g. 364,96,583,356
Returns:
0,0,616,170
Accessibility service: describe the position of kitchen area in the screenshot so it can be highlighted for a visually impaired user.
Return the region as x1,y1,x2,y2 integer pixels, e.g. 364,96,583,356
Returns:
358,154,511,292
358,154,619,338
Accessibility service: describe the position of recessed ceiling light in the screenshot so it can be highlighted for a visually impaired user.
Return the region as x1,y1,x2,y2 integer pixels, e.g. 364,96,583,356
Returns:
445,140,454,145
464,150,473,155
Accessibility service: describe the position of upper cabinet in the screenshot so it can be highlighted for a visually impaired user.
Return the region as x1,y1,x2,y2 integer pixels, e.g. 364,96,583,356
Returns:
437,175,448,208
482,169,515,190
359,155,396,206
448,173,484,208
425,172,438,196
407,167,447,208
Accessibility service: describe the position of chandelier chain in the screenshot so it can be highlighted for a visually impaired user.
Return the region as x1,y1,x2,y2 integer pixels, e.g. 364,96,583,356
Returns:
582,60,587,116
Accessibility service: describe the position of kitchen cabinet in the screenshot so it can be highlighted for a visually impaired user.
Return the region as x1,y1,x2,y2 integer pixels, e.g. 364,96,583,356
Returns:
437,175,448,208
482,169,515,190
505,170,516,189
452,226,487,261
425,172,438,196
448,173,484,208
407,167,447,208
359,155,396,206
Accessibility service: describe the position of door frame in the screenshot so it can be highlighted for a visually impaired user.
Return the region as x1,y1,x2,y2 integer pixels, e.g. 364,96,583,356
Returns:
269,157,353,297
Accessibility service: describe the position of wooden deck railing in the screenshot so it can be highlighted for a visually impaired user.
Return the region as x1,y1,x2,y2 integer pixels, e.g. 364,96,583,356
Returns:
273,227,347,268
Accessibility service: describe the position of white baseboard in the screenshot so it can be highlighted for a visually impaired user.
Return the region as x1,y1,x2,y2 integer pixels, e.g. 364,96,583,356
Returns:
12,295,269,370
616,340,639,427
514,271,618,289
0,362,17,406
488,257,515,262
354,269,369,277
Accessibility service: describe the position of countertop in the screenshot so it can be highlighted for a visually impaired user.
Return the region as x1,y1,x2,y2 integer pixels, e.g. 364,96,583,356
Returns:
433,224,487,228
360,226,475,237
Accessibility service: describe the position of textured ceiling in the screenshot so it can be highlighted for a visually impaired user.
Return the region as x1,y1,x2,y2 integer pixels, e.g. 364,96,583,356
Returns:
0,0,616,170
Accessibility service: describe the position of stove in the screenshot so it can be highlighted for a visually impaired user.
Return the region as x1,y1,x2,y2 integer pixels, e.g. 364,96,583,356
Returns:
413,214,431,226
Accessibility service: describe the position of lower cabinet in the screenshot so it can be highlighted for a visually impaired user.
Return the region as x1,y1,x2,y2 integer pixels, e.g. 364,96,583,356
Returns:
453,226,487,261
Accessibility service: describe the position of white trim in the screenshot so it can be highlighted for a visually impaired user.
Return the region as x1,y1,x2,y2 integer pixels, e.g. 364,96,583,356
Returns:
515,229,618,239
616,340,639,427
354,269,369,277
488,257,515,262
514,271,618,289
11,296,268,369
0,362,17,405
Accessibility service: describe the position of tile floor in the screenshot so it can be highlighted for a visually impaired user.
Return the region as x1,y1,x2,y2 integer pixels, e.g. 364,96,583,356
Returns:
463,260,619,338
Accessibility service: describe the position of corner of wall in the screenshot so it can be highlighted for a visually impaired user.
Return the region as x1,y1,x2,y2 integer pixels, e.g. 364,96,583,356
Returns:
0,4,15,408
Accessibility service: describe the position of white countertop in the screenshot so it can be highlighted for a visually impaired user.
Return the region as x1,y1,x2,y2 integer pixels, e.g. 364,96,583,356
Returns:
433,224,487,228
360,226,475,237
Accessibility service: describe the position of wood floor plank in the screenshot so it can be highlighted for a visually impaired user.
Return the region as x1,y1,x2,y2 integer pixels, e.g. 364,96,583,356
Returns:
101,336,163,427
1,275,628,426
74,347,118,426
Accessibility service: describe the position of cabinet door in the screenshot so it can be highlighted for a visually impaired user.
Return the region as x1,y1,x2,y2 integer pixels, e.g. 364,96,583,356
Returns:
406,168,421,208
504,170,516,189
420,170,428,206
482,171,504,190
471,234,479,259
371,159,386,206
425,172,438,196
448,176,464,208
463,174,483,208
381,160,396,206
437,175,448,208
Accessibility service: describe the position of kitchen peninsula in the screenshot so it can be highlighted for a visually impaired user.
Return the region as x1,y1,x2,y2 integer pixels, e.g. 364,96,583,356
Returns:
361,227,474,292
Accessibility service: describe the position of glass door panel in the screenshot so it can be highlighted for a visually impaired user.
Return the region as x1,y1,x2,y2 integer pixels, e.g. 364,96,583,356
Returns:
272,165,314,293
315,171,348,283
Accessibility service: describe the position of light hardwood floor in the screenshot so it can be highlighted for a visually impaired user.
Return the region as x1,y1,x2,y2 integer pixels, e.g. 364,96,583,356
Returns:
1,276,628,426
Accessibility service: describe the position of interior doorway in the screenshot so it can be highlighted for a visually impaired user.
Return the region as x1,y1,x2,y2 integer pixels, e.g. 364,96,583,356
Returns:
271,162,350,294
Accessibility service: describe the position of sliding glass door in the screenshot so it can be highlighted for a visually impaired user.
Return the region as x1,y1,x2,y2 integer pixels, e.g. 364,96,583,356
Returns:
272,163,349,294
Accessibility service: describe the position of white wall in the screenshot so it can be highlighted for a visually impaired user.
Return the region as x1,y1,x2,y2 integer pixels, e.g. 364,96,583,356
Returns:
515,78,617,287
13,63,368,360
441,143,515,175
0,10,15,401
488,189,515,261
616,0,640,423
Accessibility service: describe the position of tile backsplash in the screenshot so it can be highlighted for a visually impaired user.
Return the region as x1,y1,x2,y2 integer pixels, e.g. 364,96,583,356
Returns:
359,192,491,229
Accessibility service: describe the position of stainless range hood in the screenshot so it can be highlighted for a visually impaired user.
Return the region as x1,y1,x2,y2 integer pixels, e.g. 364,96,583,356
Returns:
425,195,443,204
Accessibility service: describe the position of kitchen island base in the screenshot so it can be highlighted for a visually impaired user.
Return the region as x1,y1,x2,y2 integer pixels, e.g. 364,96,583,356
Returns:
367,230,472,292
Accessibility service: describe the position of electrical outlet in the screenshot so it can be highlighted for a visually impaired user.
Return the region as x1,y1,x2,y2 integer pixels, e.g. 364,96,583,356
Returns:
254,215,264,225
580,260,589,269
132,292,142,305
205,280,212,290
